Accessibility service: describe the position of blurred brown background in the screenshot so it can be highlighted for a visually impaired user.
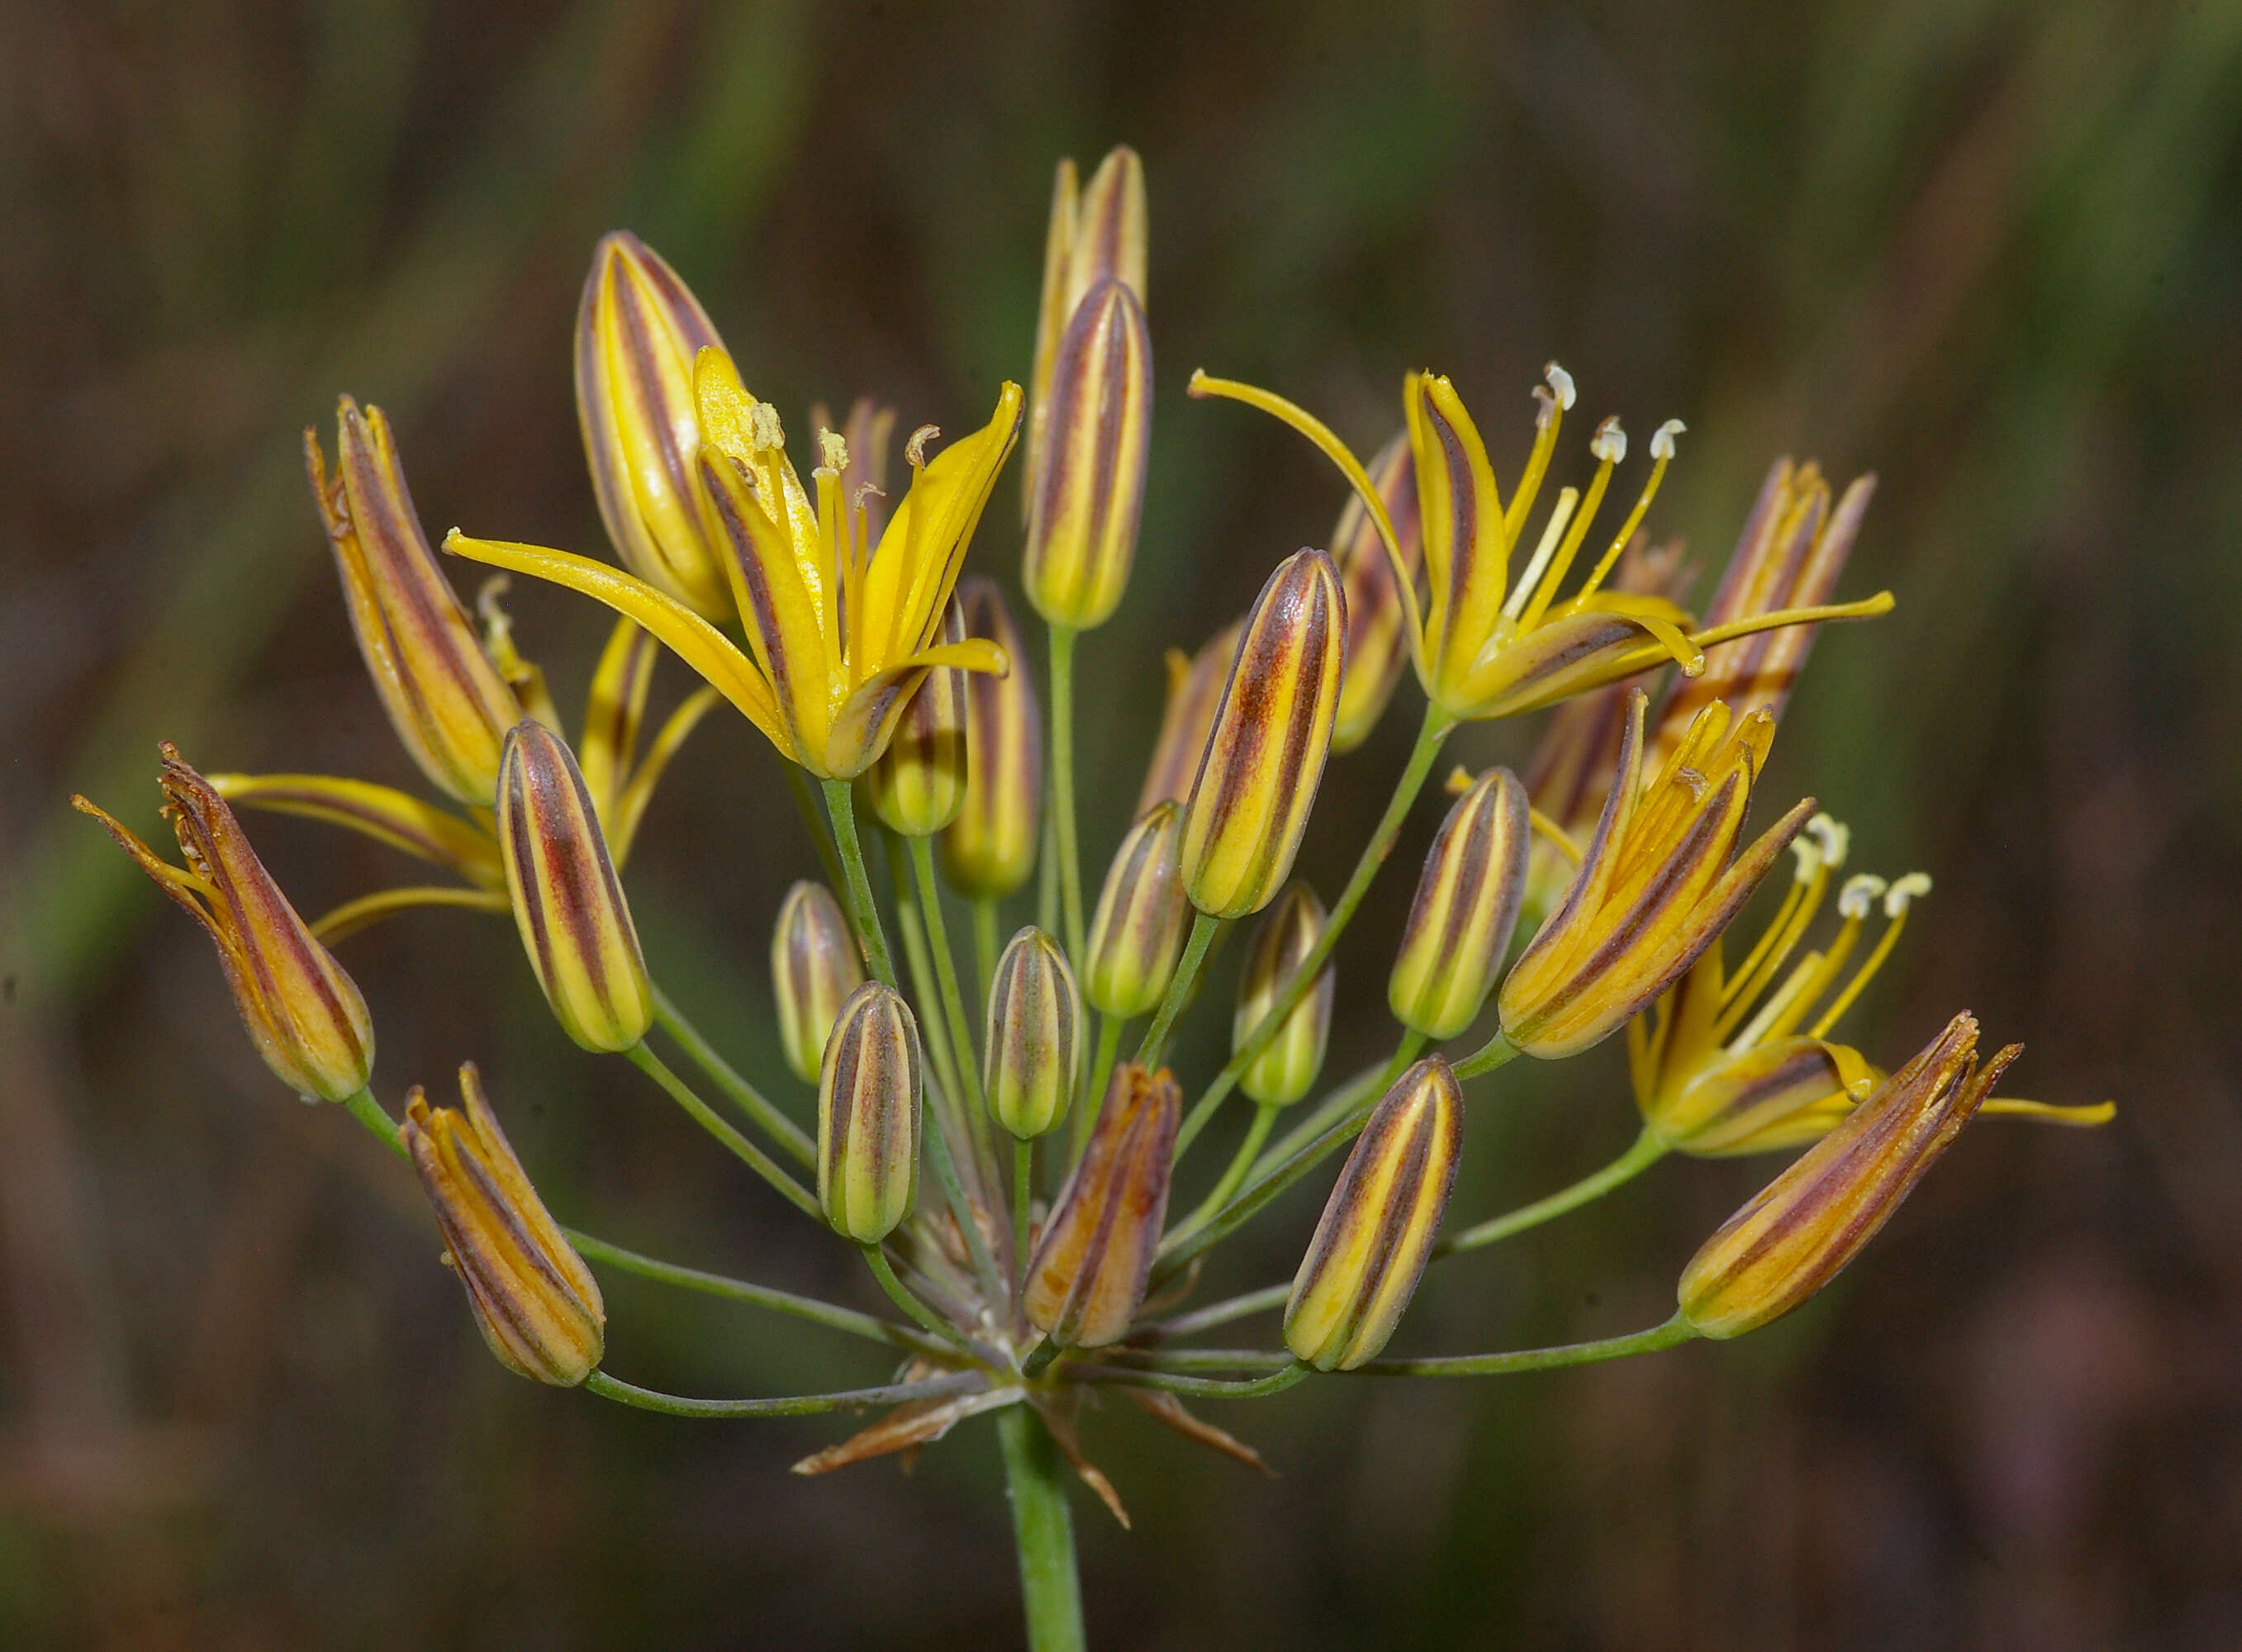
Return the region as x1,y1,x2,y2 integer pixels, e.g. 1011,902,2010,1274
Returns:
4,1,2240,1646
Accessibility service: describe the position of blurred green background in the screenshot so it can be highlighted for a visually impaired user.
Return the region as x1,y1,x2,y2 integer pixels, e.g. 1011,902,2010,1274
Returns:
5,1,2240,1646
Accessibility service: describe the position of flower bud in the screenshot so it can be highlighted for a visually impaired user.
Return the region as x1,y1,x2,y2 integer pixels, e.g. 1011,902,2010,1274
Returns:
1499,692,1811,1060
403,1063,605,1385
1233,884,1333,1108
1678,1014,2016,1338
984,927,1083,1139
1027,147,1148,520
576,230,734,617
940,577,1043,898
74,745,375,1103
1177,548,1347,919
1330,432,1424,752
1136,620,1241,816
1023,278,1153,631
865,596,971,836
1388,767,1531,1039
1285,1056,1462,1370
308,399,524,803
1649,1034,1870,1157
1024,1061,1179,1346
496,721,653,1053
817,982,924,1243
1083,802,1191,1018
773,881,867,1084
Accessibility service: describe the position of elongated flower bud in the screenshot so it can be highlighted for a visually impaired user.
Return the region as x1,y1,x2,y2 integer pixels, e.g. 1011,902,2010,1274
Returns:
1023,278,1153,630
1083,802,1191,1018
817,982,924,1243
496,721,653,1053
773,881,866,1084
1024,1062,1179,1346
1027,147,1148,520
1285,1057,1462,1370
308,400,524,803
941,577,1042,898
74,746,374,1103
984,927,1083,1139
1499,692,1811,1059
1330,432,1424,752
1178,548,1347,919
576,230,733,617
1389,767,1531,1039
866,596,971,836
403,1064,605,1385
1137,620,1242,815
1679,1014,2016,1338
1233,884,1333,1107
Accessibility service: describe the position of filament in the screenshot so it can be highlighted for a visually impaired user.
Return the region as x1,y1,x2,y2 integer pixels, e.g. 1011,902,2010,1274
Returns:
1499,363,1574,550
1502,487,1579,620
1570,420,1683,606
1515,420,1621,634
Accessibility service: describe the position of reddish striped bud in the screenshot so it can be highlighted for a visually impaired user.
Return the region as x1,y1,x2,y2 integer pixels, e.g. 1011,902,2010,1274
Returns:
1233,883,1333,1107
1083,802,1191,1018
773,881,866,1085
1388,767,1531,1039
866,596,971,837
984,927,1083,1140
1024,1062,1179,1346
1136,620,1242,816
1023,278,1153,631
1027,147,1148,520
817,982,924,1244
1330,432,1424,752
940,577,1043,898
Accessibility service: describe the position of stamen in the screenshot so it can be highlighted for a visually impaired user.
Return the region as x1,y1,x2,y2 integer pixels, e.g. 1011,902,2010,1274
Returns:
1808,875,1922,1037
1715,854,1831,1026
1788,834,1825,885
1502,364,1575,548
1837,874,1888,920
905,425,939,469
1545,362,1576,411
748,401,786,453
1727,949,1828,1051
1527,807,1582,866
819,429,850,473
1499,487,1579,620
1515,424,1620,632
1806,813,1851,871
1570,420,1682,606
1883,871,1931,918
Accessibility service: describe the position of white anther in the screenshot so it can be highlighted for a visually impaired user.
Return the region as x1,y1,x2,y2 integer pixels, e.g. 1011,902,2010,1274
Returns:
1838,874,1888,920
818,429,849,472
1649,419,1685,461
1544,363,1576,410
1883,872,1932,918
1806,813,1851,871
748,401,786,453
853,482,886,514
1532,385,1557,430
1590,416,1627,464
1788,834,1825,884
905,424,940,468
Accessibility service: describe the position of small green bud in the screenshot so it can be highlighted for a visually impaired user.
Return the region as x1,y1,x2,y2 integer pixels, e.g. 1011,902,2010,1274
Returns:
1083,801,1190,1018
984,927,1083,1140
1233,882,1332,1107
773,881,866,1084
817,982,924,1244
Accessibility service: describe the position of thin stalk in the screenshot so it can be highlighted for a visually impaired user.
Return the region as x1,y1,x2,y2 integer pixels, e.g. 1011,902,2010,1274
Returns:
625,1044,822,1221
650,985,815,1169
1166,1102,1278,1251
1069,1013,1124,1161
1434,1127,1668,1258
564,1228,948,1357
1353,1313,1698,1375
997,1404,1085,1652
1176,702,1453,1155
1107,1346,1294,1373
1243,1058,1392,1185
1146,1283,1290,1341
1014,1139,1035,1280
1063,1360,1310,1399
585,1368,983,1419
1038,796,1060,938
974,896,1002,1010
890,833,972,1120
784,759,849,896
862,1242,975,1351
1047,624,1086,966
910,833,989,1115
341,1086,406,1159
1452,1029,1520,1081
823,776,897,986
920,1101,1009,1312
1135,910,1219,1067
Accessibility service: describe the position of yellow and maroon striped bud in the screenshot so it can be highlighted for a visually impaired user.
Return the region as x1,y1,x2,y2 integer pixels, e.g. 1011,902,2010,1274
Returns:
1330,432,1424,752
402,1063,605,1385
1499,691,1810,1060
1027,146,1148,520
1022,278,1153,631
1083,801,1191,1018
575,230,734,617
773,881,866,1085
941,577,1043,898
307,399,525,804
1284,1056,1462,1370
1678,1014,2016,1338
1389,767,1531,1040
866,596,971,837
1137,620,1242,815
1233,883,1333,1107
1177,548,1347,919
495,722,653,1053
74,746,374,1103
984,927,1083,1140
817,982,924,1243
1024,1061,1179,1346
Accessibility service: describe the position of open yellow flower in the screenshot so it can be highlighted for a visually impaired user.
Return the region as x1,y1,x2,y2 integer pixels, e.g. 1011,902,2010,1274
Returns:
448,349,1023,780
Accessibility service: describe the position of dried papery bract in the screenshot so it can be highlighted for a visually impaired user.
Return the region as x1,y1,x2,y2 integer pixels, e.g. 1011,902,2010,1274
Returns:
867,596,971,837
1233,883,1334,1108
1083,802,1192,1018
818,982,924,1244
1285,1057,1462,1370
1177,548,1347,920
1024,1062,1180,1346
986,927,1083,1140
496,721,653,1054
1330,432,1423,752
1137,620,1242,815
1388,766,1531,1040
74,747,374,1103
404,1063,606,1385
774,881,867,1085
1678,1014,2017,1338
941,577,1043,900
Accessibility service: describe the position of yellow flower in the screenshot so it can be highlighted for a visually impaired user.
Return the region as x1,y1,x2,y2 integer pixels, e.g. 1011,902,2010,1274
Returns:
448,349,1023,780
1190,365,1892,726
1329,432,1425,752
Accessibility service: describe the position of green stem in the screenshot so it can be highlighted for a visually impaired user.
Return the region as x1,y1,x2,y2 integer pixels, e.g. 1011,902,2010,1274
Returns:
341,1085,406,1159
1238,1057,1392,1186
974,895,1002,1010
997,1404,1085,1652
784,759,849,897
889,833,971,1121
1452,1029,1521,1081
650,985,815,1169
1047,624,1086,966
1014,1138,1035,1280
1038,795,1061,938
1069,1013,1124,1161
625,1044,822,1221
1434,1127,1667,1258
920,1099,1009,1311
1135,909,1218,1067
823,776,897,986
1352,1313,1698,1375
584,1368,984,1419
1176,702,1453,1155
910,833,989,1116
1147,1283,1290,1341
1107,1346,1293,1372
1064,1360,1310,1398
1166,1102,1278,1251
862,1243,974,1350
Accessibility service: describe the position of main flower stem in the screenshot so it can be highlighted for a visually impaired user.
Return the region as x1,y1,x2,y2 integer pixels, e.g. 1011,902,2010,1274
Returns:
1434,1126,1667,1258
650,985,815,1169
1136,910,1219,1067
998,1404,1086,1652
823,776,897,986
1047,624,1087,967
625,1043,823,1221
1176,702,1454,1156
